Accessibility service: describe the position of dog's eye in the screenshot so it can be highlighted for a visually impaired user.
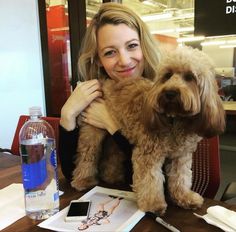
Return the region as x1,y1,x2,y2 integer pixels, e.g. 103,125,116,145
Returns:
163,71,173,80
184,72,195,82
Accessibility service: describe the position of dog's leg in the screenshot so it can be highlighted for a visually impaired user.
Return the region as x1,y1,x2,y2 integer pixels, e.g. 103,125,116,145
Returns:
166,153,204,209
71,125,107,191
132,147,167,215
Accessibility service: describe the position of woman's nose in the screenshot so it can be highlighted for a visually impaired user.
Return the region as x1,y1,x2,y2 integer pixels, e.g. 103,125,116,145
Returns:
118,51,131,66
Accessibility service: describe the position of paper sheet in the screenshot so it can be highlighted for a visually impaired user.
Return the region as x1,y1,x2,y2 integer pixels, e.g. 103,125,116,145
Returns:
0,183,25,230
0,183,64,231
38,186,145,232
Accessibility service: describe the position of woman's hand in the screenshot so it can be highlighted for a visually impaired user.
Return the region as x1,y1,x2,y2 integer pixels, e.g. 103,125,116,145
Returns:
60,80,102,131
81,98,120,135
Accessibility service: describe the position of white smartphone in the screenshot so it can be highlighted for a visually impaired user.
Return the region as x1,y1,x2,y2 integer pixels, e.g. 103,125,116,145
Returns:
65,200,91,222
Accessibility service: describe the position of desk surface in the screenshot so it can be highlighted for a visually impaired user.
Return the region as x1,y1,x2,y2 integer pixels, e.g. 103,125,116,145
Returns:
1,152,236,232
223,101,236,115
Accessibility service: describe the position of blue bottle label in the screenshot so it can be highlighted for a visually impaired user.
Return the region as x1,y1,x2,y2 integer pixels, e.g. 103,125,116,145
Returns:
54,191,59,201
50,149,57,168
22,159,47,190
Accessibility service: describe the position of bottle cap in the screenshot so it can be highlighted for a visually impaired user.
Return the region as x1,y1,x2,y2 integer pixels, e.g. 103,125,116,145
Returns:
29,106,42,117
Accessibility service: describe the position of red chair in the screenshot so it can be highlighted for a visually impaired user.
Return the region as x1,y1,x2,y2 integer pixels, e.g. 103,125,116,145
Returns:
10,115,60,156
192,136,220,199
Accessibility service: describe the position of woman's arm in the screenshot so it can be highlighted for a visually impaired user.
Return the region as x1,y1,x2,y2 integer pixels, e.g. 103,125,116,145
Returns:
112,130,134,184
58,125,133,183
81,99,134,184
112,130,133,156
60,80,102,131
58,127,134,185
59,80,102,180
58,125,78,181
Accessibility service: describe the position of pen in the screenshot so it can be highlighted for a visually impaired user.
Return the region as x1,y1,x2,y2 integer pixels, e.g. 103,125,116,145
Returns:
146,212,181,232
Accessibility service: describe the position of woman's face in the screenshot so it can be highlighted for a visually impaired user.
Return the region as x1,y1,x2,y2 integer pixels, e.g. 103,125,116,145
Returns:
97,23,144,81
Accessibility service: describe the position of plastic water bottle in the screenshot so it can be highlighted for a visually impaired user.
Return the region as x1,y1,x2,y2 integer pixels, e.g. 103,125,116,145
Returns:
19,106,59,220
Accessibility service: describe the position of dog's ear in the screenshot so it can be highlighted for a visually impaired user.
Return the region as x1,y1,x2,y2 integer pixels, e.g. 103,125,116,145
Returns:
142,91,164,132
196,69,225,138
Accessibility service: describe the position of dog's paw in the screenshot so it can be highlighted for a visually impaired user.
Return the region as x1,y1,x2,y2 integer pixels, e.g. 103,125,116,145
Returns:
71,177,98,191
138,199,167,216
173,191,204,209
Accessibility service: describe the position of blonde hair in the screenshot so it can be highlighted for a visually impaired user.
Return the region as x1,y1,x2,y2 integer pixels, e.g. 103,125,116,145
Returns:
78,2,160,81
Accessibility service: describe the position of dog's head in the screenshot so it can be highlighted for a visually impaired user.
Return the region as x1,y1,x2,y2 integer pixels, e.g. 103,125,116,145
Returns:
144,46,225,138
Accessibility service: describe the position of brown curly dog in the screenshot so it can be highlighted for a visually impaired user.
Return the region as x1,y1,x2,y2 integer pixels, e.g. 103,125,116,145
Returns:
71,46,225,215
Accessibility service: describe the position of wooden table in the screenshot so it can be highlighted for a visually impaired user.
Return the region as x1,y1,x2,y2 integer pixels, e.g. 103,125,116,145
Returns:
1,152,236,232
223,101,236,115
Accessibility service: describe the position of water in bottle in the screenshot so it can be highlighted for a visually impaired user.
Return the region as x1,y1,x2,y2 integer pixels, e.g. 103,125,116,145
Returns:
19,106,59,220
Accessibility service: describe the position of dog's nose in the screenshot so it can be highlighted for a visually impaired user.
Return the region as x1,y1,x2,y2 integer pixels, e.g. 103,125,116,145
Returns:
165,90,178,100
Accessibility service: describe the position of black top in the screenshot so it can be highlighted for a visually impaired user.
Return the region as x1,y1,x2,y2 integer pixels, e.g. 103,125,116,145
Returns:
58,125,133,183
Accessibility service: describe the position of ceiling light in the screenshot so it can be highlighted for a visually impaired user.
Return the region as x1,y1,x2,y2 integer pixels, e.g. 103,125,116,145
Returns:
206,34,236,39
176,27,194,32
151,29,175,34
151,27,194,35
141,12,173,22
226,39,236,44
201,41,226,46
141,0,167,8
177,36,205,43
173,12,194,20
220,44,236,48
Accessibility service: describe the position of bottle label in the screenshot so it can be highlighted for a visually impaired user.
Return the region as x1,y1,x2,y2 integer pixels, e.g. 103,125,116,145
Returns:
54,191,59,201
24,178,59,213
50,149,57,168
22,159,47,190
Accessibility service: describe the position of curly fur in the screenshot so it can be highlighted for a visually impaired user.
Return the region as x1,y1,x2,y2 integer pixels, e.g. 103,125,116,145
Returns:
71,46,225,215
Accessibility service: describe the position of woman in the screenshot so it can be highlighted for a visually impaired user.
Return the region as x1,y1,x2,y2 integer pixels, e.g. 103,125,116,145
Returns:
59,2,160,184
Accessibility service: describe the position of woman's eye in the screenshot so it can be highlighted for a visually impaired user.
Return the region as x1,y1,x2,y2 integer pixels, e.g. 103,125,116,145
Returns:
128,43,139,49
104,50,115,57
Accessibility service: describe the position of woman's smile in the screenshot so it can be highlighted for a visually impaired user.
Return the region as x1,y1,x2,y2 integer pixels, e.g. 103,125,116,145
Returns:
116,66,136,76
